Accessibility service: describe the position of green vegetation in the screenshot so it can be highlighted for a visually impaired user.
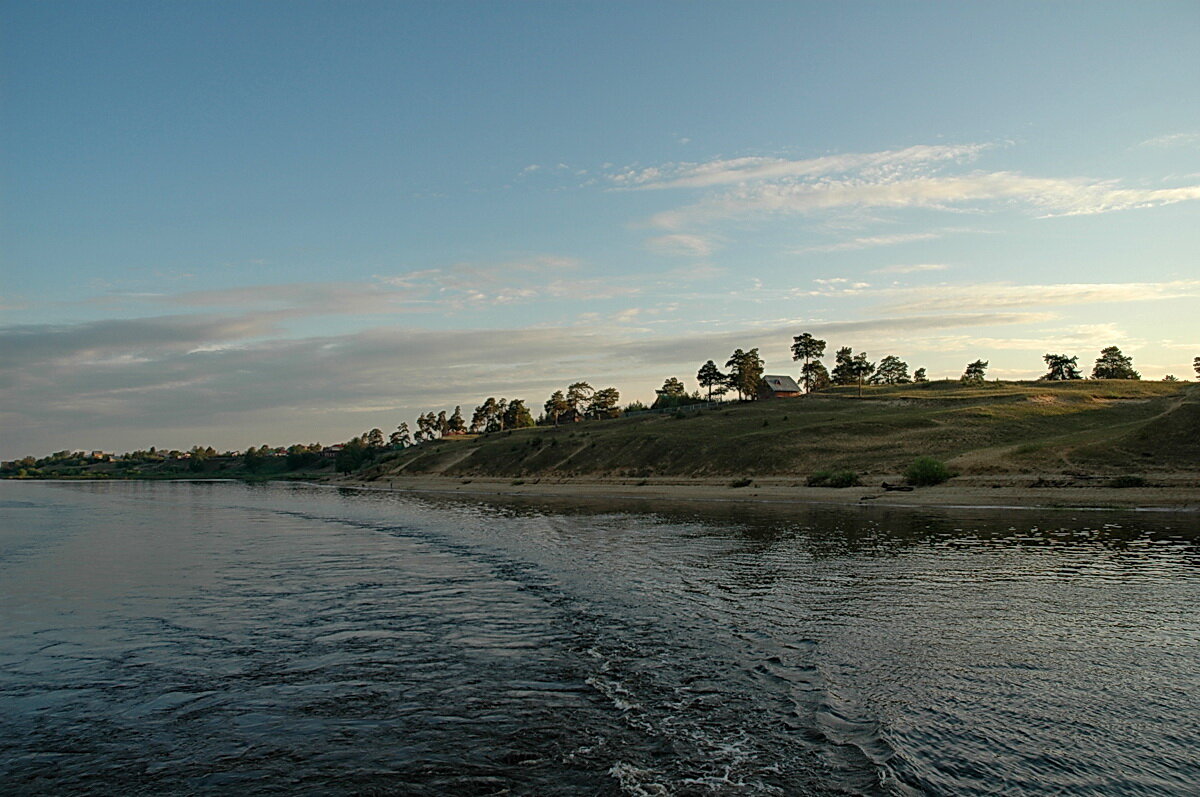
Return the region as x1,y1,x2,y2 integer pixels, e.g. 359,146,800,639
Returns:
806,470,860,488
363,380,1195,481
904,456,952,486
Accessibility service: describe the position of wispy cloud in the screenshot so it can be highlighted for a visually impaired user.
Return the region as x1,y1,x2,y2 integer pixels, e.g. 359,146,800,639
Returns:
610,143,989,190
645,233,718,257
871,263,950,275
1139,132,1200,148
796,231,943,253
876,279,1200,314
650,172,1200,230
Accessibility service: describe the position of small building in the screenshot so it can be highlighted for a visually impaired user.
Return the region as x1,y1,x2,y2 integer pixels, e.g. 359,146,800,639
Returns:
759,374,802,398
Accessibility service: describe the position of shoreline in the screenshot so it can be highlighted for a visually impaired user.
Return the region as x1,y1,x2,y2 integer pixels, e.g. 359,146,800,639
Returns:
324,473,1200,513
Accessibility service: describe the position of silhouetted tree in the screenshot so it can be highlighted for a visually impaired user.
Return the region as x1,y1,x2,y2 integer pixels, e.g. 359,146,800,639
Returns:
448,406,467,434
801,360,830,392
390,423,412,448
830,347,857,386
725,348,764,400
696,360,725,399
543,390,569,426
366,428,386,450
961,360,989,384
1163,374,1179,382
871,355,911,384
913,367,928,383
1092,346,1140,380
503,399,536,429
790,333,827,392
590,387,621,419
1194,356,1200,378
1042,353,1082,381
566,382,594,421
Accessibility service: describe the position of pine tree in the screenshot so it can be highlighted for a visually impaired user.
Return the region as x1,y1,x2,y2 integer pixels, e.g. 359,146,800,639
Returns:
961,360,989,383
725,348,764,400
696,360,725,400
543,390,569,426
590,387,621,419
790,333,827,392
1042,353,1082,380
871,355,911,384
1091,346,1140,380
830,347,857,385
913,368,928,383
448,406,466,434
566,382,594,421
801,360,830,392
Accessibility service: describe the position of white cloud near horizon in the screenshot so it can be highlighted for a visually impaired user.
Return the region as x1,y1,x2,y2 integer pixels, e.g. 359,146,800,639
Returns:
649,172,1200,230
871,263,950,275
874,279,1200,314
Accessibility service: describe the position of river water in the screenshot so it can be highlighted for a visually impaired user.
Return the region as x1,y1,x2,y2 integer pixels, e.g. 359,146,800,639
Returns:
1,481,1198,795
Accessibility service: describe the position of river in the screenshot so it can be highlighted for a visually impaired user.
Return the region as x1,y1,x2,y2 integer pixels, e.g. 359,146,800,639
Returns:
1,480,1198,795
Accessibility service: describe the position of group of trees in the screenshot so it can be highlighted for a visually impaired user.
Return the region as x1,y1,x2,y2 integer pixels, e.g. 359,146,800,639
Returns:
471,398,536,432
1041,347,1142,381
543,382,621,424
789,333,929,394
686,348,767,403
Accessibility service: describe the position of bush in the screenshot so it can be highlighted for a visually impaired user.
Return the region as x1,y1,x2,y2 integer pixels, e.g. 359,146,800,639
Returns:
905,456,952,486
1109,475,1147,488
730,478,753,488
806,470,860,488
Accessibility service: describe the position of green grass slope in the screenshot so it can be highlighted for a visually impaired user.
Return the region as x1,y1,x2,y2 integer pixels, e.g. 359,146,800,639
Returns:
366,380,1197,480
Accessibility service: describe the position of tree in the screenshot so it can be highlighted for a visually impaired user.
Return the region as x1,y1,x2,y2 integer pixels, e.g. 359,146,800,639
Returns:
565,382,594,421
1194,356,1200,379
503,399,536,429
800,360,830,392
390,423,412,448
590,387,621,419
913,367,928,383
696,360,726,400
851,353,875,396
448,406,467,434
1163,374,1179,382
469,403,488,434
659,377,687,397
436,410,449,435
543,390,569,426
961,359,989,383
790,333,827,392
871,355,911,384
725,348,764,400
1092,346,1140,380
1042,353,1082,381
366,428,386,450
335,437,369,473
830,347,857,386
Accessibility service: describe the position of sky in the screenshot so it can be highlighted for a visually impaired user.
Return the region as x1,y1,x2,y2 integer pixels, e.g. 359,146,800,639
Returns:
3,1,1199,458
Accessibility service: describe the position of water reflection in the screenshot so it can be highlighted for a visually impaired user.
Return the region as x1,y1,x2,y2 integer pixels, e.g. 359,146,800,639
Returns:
1,480,1198,795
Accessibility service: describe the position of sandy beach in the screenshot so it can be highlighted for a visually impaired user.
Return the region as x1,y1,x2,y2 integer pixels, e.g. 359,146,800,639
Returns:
330,473,1200,512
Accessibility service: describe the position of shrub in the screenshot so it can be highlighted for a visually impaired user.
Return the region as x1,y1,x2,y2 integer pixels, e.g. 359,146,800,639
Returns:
827,470,860,488
807,470,859,488
1109,475,1147,488
730,478,753,488
905,456,952,486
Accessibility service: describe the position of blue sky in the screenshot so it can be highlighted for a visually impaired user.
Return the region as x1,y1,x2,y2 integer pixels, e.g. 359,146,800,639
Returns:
3,1,1199,457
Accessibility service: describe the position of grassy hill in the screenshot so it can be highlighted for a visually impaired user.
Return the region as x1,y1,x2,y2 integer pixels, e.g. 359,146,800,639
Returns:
364,380,1198,482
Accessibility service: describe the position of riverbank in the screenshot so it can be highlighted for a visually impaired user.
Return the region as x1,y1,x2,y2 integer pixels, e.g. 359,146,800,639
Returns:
329,472,1200,512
